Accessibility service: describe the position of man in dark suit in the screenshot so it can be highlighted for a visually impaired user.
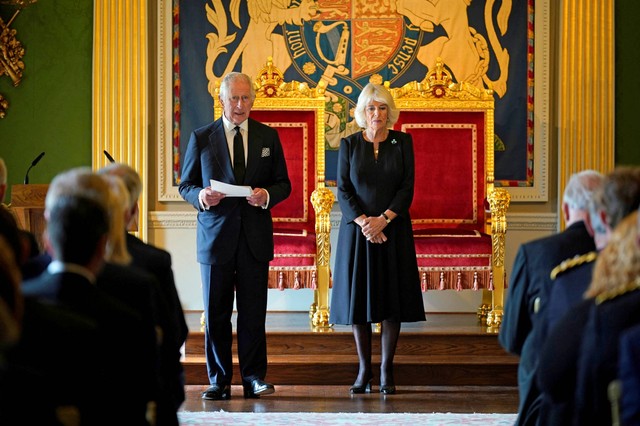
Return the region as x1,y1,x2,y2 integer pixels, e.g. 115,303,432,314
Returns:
179,72,291,400
499,170,603,426
100,162,188,418
545,166,640,336
21,193,157,425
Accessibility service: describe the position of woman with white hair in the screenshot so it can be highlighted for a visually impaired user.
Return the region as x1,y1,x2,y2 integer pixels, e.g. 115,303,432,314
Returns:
330,83,425,395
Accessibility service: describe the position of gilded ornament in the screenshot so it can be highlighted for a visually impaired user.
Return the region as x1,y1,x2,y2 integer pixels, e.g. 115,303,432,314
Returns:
0,2,36,118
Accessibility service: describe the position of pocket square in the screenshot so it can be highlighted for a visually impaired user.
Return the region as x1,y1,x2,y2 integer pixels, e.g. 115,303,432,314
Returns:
261,147,271,157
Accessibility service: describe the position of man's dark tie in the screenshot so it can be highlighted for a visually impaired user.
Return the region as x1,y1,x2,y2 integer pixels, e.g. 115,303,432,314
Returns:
233,126,245,183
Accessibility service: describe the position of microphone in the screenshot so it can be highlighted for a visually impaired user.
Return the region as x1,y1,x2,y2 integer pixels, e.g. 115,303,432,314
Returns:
103,150,115,163
23,152,45,184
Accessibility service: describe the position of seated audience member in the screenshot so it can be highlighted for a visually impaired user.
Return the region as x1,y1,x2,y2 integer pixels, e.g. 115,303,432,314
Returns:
0,207,24,270
22,171,158,425
100,173,184,425
0,208,23,371
618,208,640,425
538,210,640,425
499,170,602,426
618,323,640,425
1,234,100,424
45,167,179,424
0,156,7,204
574,210,640,425
546,166,640,334
0,206,42,279
96,174,159,333
100,162,188,416
0,156,42,263
0,236,21,364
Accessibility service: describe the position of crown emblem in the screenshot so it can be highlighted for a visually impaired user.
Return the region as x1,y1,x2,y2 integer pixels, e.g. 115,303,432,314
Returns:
426,57,452,98
254,57,284,98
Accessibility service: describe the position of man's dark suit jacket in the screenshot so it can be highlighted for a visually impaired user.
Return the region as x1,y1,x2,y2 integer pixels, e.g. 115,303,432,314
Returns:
499,221,595,425
536,298,593,425
127,232,188,415
0,298,100,424
22,270,156,425
178,117,291,265
575,288,640,425
545,256,595,337
619,323,640,425
126,233,188,346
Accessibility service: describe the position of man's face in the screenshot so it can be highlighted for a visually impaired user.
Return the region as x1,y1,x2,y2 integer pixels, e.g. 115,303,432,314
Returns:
220,79,254,125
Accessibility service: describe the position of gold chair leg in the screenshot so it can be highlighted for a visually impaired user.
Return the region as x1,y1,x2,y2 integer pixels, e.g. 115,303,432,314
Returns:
486,188,510,332
311,264,332,331
477,290,492,325
311,187,334,332
309,291,318,320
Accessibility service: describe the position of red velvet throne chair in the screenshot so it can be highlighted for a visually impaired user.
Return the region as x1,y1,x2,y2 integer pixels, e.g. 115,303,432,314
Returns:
213,59,334,330
388,59,511,328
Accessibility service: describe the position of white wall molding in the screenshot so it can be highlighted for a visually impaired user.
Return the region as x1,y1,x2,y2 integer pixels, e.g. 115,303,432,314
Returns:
505,212,557,232
151,211,558,233
149,211,196,229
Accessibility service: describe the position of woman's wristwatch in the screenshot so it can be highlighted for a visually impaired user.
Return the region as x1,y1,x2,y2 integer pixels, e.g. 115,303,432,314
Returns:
381,213,391,224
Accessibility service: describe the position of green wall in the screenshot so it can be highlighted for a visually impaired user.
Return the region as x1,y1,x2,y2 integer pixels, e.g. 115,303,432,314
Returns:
0,1,93,202
615,0,640,166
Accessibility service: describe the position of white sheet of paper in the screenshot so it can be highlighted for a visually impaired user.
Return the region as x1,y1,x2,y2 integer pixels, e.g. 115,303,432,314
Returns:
209,179,252,197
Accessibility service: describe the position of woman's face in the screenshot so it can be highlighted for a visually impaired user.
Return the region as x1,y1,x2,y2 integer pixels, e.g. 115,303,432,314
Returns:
365,100,388,131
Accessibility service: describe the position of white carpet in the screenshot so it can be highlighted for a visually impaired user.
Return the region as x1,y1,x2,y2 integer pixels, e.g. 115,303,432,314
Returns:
179,410,517,425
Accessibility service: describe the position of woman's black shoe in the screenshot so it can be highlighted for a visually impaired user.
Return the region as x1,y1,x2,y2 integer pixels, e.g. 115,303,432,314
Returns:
380,384,396,394
350,376,373,394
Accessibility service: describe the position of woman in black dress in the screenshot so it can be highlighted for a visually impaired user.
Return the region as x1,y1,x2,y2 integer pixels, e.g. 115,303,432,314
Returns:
330,83,425,395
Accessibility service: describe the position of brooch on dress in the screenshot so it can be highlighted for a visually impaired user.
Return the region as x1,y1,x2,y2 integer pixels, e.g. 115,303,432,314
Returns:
391,139,397,145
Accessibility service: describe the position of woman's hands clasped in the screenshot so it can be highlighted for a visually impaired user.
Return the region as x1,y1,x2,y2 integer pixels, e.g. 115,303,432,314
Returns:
357,215,388,244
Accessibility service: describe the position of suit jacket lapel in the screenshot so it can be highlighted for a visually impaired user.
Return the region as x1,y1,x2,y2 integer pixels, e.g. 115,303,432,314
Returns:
244,119,263,184
209,119,235,183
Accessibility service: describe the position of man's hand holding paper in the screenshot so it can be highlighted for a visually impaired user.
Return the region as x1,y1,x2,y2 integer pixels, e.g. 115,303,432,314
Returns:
209,179,252,197
247,187,269,209
203,179,268,209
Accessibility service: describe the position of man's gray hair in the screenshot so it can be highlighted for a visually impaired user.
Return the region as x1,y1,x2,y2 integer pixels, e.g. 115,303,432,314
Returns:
219,72,256,102
45,167,110,214
99,163,142,209
563,170,605,211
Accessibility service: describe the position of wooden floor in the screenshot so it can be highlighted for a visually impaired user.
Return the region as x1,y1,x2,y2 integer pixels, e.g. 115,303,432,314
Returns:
180,311,519,414
180,384,519,413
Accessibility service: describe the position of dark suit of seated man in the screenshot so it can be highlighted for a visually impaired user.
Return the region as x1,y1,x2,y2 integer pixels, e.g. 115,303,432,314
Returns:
100,162,189,416
22,192,158,425
619,323,640,425
179,72,291,400
499,170,603,426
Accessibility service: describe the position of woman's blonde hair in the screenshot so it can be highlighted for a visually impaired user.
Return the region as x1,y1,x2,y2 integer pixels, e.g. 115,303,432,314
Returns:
102,174,132,265
586,211,640,299
353,83,399,129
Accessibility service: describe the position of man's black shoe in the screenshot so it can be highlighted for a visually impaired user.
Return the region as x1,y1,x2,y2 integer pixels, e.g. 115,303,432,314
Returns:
202,384,231,400
242,379,275,399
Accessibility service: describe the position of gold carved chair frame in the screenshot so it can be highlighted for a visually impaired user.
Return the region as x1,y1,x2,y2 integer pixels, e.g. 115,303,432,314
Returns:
389,59,511,328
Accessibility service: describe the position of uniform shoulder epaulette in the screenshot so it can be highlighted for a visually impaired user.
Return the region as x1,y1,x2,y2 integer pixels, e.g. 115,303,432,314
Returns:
596,277,640,305
550,251,597,280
